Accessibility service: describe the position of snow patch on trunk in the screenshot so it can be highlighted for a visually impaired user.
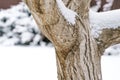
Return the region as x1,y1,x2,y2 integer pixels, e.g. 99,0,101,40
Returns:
56,0,77,25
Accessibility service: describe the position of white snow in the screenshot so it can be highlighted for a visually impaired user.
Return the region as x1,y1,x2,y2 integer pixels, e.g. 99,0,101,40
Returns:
103,0,114,11
0,2,41,46
31,34,41,45
20,32,34,44
104,44,120,56
0,46,120,80
89,9,120,38
104,47,120,56
56,0,77,25
91,0,101,12
1,37,20,46
101,56,120,80
0,46,57,80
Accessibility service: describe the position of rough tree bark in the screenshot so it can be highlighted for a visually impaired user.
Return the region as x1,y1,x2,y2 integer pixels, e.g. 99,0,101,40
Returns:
23,0,120,80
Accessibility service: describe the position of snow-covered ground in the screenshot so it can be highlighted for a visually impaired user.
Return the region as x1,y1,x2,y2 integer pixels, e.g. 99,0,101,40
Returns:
0,46,120,80
0,46,57,80
102,56,120,80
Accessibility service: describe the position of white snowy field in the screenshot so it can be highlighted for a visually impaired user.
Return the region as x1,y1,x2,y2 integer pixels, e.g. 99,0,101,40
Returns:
102,56,120,80
0,46,120,80
0,46,57,80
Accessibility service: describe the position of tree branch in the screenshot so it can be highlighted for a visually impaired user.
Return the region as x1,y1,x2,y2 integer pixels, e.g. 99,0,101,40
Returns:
89,9,120,54
97,28,120,55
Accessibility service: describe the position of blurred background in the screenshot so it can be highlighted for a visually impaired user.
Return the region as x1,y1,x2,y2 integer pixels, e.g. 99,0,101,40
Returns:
0,0,21,9
0,0,51,46
0,0,120,55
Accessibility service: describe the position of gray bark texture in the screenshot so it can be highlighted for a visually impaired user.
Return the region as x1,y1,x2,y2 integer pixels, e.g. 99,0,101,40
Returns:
23,0,120,80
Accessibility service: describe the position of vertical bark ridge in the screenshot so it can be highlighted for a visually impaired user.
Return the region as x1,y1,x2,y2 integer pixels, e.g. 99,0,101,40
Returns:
56,18,102,80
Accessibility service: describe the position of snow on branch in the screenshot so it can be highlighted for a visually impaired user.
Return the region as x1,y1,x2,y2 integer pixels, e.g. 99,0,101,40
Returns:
56,0,77,25
89,9,120,38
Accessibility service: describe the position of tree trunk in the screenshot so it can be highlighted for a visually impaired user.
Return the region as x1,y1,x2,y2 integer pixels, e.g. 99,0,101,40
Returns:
23,0,102,80
55,18,102,80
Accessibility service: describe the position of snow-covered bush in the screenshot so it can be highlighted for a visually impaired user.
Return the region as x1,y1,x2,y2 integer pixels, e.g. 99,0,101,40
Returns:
0,2,50,46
